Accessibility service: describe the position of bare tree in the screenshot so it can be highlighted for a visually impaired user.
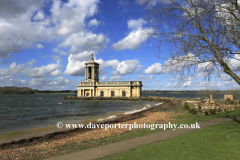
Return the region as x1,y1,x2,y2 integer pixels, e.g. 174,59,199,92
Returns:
138,0,240,86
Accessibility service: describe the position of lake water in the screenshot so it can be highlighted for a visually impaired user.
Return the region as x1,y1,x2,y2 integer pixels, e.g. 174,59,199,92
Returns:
0,92,232,143
0,94,157,143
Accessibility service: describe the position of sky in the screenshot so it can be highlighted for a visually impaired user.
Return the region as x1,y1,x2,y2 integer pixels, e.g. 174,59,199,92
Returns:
0,0,239,91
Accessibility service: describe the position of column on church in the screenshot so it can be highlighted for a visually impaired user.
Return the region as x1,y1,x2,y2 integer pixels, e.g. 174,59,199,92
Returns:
137,87,139,97
91,67,94,80
85,66,87,82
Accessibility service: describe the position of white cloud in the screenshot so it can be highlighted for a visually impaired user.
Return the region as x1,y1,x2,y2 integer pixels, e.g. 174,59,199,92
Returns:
137,74,155,81
34,11,44,21
136,0,172,6
228,54,240,71
163,53,200,73
127,18,146,29
101,76,107,81
52,48,68,55
88,18,100,26
113,59,143,75
110,76,122,81
0,0,101,59
58,32,108,54
51,55,62,62
50,69,61,76
111,28,153,50
182,81,192,87
28,76,76,90
165,83,171,87
0,60,62,82
27,59,36,67
65,54,142,77
37,44,44,48
143,63,162,74
28,62,62,78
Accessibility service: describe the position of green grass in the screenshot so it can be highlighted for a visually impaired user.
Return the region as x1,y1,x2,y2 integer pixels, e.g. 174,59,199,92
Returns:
100,120,240,160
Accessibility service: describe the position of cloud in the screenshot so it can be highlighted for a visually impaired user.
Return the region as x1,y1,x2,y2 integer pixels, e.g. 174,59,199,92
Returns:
28,76,76,90
52,48,68,55
88,18,100,26
136,0,172,6
113,59,143,75
27,59,36,67
137,74,155,81
127,18,146,29
110,76,122,81
111,28,153,50
58,32,108,54
37,44,44,48
27,62,63,78
0,0,101,59
51,55,62,62
119,0,128,7
163,53,200,73
34,11,44,21
101,76,107,81
64,54,142,77
0,61,62,79
143,63,162,74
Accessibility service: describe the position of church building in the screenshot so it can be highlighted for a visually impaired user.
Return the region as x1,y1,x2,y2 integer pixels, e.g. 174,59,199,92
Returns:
77,54,142,97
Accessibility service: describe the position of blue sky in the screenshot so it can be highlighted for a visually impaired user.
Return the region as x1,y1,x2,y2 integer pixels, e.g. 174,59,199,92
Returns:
0,0,238,91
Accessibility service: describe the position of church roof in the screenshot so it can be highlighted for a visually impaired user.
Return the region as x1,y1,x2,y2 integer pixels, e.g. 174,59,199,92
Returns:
85,53,99,65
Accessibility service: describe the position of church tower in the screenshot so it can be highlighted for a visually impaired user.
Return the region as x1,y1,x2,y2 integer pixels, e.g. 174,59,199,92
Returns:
85,53,99,83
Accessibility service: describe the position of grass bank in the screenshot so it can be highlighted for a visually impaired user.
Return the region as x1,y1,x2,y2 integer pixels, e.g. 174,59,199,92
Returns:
100,119,240,160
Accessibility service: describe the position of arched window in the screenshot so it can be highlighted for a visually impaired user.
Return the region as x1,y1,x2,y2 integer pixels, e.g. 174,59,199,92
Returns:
111,91,114,97
122,91,126,97
86,93,89,97
101,91,104,97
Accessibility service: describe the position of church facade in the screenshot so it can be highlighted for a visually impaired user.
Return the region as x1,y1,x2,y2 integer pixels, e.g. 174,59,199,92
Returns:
77,54,142,98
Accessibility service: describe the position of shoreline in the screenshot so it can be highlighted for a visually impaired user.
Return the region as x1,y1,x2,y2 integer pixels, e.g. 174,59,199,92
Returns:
0,99,168,149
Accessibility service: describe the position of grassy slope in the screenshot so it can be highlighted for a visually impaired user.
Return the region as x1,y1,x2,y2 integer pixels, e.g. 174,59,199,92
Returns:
100,111,240,160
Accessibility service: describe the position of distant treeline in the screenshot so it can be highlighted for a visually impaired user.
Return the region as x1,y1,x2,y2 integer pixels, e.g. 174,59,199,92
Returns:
34,90,76,93
0,86,34,94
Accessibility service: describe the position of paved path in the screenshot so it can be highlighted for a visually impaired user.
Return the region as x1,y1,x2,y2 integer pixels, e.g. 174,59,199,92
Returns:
44,118,232,160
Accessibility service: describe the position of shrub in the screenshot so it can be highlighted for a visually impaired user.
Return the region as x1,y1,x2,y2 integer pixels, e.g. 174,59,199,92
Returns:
188,108,198,115
194,97,196,100
182,102,190,110
234,106,239,110
204,110,209,115
225,98,233,105
209,109,216,114
217,108,222,112
233,101,238,106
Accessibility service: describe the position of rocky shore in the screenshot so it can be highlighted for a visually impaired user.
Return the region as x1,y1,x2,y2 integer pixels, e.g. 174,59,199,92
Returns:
64,96,179,102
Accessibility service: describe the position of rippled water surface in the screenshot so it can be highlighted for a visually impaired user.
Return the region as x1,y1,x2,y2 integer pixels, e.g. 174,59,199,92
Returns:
0,94,156,143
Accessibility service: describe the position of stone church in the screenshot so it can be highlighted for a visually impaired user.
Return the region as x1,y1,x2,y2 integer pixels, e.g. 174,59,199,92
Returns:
77,54,142,98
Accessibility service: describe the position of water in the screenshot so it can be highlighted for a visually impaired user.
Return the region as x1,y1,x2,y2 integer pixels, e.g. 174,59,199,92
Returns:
0,94,157,143
142,92,229,99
